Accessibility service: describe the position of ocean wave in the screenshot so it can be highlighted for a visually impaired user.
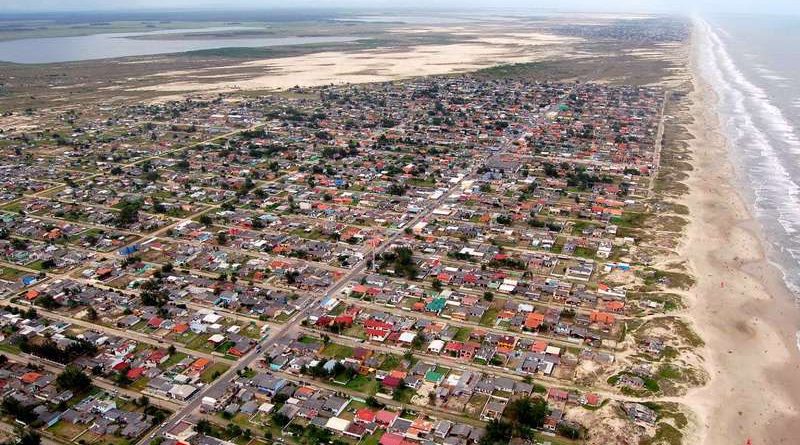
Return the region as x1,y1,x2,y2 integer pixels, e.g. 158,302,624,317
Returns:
704,26,800,153
696,17,800,298
753,65,789,82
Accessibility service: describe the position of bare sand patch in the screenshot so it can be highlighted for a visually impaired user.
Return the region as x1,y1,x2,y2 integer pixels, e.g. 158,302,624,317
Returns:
130,30,581,95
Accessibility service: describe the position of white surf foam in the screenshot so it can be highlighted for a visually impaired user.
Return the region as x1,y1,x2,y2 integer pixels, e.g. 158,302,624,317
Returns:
696,17,800,308
704,26,800,154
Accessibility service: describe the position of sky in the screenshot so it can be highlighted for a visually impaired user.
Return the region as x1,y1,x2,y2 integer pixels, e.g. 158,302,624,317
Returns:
3,0,799,15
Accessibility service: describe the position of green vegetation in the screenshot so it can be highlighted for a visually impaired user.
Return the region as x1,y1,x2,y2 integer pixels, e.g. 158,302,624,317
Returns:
480,397,549,445
56,365,93,393
380,247,417,279
321,342,354,359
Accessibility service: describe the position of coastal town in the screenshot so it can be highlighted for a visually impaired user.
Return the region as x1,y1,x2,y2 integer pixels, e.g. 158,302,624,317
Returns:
0,9,712,439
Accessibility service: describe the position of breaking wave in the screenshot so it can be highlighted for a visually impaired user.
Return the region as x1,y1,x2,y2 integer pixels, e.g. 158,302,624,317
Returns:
695,17,800,308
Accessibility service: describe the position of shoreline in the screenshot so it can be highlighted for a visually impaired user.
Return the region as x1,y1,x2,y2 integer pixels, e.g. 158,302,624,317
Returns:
679,27,800,444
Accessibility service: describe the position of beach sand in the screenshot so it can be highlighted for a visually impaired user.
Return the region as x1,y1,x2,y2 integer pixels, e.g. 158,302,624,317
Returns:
678,49,800,444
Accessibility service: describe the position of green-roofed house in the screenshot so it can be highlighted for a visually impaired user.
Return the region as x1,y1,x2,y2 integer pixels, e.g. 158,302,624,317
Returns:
425,297,447,313
425,370,444,383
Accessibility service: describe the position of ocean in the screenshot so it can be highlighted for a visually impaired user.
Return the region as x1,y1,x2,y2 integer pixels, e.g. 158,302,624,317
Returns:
695,15,800,315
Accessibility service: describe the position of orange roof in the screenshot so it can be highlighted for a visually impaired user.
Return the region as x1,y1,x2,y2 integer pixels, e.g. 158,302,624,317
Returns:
191,358,210,371
590,311,615,324
531,340,548,353
25,290,40,300
525,312,545,329
172,323,189,334
20,372,41,384
498,310,515,320
388,369,407,379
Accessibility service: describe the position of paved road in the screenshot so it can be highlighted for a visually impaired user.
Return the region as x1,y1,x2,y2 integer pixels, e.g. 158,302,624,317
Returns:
138,169,477,444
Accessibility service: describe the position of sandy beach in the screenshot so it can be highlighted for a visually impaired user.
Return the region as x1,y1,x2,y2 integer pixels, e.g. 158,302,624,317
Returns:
679,48,800,444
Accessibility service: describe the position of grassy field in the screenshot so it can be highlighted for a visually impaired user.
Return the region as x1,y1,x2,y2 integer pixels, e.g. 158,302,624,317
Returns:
200,362,230,383
321,342,354,359
344,375,378,395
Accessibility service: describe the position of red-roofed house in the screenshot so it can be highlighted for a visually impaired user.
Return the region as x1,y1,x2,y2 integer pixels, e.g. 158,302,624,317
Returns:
376,410,398,427
379,432,404,445
364,319,393,342
126,367,145,380
355,408,376,424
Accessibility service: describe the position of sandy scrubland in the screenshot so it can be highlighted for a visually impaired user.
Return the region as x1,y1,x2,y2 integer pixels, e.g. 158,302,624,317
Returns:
131,29,584,94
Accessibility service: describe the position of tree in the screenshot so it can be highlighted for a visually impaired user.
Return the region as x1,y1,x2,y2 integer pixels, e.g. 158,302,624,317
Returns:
195,419,212,434
272,412,290,427
557,422,584,440
480,420,512,445
167,345,176,355
199,214,213,225
18,429,41,445
225,423,242,437
2,427,41,445
1,397,36,424
86,306,98,321
116,201,141,227
34,293,59,310
365,396,384,409
57,365,92,393
115,371,132,386
140,279,169,307
505,397,548,431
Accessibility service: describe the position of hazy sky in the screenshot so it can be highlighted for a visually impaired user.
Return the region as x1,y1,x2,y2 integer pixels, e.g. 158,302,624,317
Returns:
4,0,799,15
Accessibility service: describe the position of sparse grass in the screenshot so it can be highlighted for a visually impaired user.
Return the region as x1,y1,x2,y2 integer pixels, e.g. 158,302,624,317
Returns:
200,362,229,383
480,307,500,327
658,364,681,380
344,375,378,395
613,211,648,229
379,355,402,371
453,327,471,342
641,422,683,445
321,342,354,359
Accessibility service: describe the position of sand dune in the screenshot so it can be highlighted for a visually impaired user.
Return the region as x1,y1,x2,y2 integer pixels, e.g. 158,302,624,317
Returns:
132,30,582,94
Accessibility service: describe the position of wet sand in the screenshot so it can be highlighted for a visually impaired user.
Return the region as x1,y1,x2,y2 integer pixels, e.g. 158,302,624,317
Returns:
679,47,800,445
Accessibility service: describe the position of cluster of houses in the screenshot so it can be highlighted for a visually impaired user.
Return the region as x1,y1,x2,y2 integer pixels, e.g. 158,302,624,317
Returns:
0,358,156,441
0,72,668,445
0,306,224,402
194,364,491,445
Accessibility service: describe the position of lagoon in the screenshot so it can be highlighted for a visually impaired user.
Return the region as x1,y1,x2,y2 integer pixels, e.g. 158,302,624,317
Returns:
0,27,360,64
